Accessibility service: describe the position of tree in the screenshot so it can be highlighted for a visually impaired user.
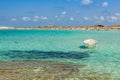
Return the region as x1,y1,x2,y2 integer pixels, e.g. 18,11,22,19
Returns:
95,25,104,27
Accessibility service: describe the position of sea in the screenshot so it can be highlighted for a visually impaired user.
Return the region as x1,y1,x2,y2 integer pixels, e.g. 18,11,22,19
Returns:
0,30,120,79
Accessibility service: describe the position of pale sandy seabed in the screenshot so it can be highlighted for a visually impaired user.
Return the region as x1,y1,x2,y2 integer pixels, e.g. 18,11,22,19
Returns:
0,60,118,80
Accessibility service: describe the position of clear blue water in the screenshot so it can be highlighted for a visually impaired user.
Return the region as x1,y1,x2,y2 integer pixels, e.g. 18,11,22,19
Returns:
0,30,120,79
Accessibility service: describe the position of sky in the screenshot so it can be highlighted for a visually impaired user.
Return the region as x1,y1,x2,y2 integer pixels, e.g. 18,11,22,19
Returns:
0,0,120,27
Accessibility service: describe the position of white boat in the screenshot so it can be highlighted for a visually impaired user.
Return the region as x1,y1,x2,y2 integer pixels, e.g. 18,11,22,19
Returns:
83,39,98,48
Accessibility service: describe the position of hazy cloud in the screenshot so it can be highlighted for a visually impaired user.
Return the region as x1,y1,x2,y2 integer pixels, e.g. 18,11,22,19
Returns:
61,11,67,15
107,16,118,22
94,16,99,20
115,13,120,16
22,17,31,21
81,0,92,5
70,17,74,21
32,16,48,21
102,2,108,7
83,17,89,20
110,16,118,21
55,16,60,21
55,11,67,21
33,16,40,22
40,16,48,20
11,18,17,21
100,16,105,21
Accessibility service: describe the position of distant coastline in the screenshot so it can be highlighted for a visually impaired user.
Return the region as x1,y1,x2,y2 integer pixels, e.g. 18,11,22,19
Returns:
0,25,120,30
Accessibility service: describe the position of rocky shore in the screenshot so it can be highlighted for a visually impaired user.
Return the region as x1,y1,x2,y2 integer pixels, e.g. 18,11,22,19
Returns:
0,25,120,30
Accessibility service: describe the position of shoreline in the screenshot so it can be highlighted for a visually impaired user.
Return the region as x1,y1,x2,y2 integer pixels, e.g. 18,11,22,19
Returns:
0,25,120,30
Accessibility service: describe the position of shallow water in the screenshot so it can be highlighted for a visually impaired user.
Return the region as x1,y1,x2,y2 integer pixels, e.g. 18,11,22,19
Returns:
0,30,120,79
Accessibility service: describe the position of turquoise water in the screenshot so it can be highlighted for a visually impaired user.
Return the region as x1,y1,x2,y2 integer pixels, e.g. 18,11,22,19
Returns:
0,30,120,79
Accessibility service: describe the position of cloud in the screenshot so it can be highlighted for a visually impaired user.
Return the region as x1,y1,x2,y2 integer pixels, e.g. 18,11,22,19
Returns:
102,2,108,7
33,16,48,21
81,0,92,5
55,16,58,18
11,18,17,21
115,13,120,16
40,16,48,20
55,11,67,21
83,17,89,20
70,17,74,21
100,16,105,21
110,16,118,21
61,11,66,15
94,16,98,20
22,17,31,21
33,16,40,22
55,16,60,21
93,16,105,23
106,16,118,22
